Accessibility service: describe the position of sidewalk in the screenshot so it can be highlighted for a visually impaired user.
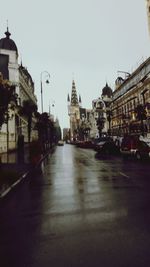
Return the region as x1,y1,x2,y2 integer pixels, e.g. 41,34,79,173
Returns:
0,144,55,199
0,144,30,164
0,140,57,199
0,164,30,198
0,146,31,198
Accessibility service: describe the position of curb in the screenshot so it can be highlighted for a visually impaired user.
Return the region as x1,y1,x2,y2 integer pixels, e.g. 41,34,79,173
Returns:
0,171,29,199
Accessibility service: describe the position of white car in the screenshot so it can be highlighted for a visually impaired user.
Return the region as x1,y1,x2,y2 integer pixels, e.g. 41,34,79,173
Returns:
58,140,64,146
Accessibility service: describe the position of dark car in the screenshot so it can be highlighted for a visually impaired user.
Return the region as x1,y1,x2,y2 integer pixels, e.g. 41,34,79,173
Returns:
76,140,94,149
93,137,113,149
120,135,150,160
94,140,120,155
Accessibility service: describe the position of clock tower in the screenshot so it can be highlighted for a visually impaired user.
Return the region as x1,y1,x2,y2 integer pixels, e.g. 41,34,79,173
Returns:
68,80,80,140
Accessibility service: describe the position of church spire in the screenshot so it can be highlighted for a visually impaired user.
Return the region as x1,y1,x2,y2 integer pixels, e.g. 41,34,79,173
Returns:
79,94,82,103
71,80,79,106
67,93,70,102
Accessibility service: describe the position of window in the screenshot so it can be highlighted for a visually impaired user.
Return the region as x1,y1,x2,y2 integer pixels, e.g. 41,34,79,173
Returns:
130,102,132,109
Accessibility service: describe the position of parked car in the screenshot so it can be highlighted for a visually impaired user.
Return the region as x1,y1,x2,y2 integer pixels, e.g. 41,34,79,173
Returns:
139,136,150,147
120,135,150,160
76,140,94,149
93,137,112,149
94,140,120,155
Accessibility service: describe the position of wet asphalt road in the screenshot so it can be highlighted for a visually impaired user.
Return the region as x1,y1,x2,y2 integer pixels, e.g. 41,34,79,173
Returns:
0,144,150,267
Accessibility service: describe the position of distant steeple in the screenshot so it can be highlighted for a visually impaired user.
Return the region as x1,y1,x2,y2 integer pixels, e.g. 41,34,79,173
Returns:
79,94,81,103
67,93,70,102
71,80,79,106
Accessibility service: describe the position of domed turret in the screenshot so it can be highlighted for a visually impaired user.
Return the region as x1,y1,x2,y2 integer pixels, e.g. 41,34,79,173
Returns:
102,83,112,98
0,28,18,55
115,76,124,90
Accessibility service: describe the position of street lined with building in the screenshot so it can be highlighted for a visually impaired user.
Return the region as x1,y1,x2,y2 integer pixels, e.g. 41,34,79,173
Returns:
0,2,150,266
0,144,150,266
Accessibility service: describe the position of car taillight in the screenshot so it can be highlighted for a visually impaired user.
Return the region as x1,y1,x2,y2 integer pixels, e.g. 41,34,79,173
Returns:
131,141,136,149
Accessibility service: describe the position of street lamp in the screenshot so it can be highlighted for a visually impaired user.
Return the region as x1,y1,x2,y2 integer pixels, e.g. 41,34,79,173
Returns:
40,71,50,113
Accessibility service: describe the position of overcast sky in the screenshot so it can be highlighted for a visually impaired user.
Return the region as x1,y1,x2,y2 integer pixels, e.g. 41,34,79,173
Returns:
1,0,150,129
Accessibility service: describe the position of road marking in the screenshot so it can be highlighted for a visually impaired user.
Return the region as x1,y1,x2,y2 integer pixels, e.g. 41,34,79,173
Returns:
0,187,11,198
22,172,28,178
119,172,130,179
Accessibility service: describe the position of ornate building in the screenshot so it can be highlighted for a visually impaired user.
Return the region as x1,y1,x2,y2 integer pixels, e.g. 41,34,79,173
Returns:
67,80,81,140
90,83,113,138
0,27,37,152
67,81,113,140
111,57,150,138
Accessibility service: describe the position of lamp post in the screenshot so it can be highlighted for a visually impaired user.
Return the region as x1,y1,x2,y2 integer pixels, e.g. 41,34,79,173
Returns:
40,71,50,113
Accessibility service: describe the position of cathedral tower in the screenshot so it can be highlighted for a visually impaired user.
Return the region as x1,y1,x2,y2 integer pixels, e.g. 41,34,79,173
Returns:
68,80,80,140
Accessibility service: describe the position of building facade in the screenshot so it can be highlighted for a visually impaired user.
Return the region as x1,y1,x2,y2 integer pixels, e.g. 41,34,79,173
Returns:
0,28,37,152
146,0,150,36
67,80,81,140
18,64,37,143
67,81,113,140
89,83,113,138
111,57,150,138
